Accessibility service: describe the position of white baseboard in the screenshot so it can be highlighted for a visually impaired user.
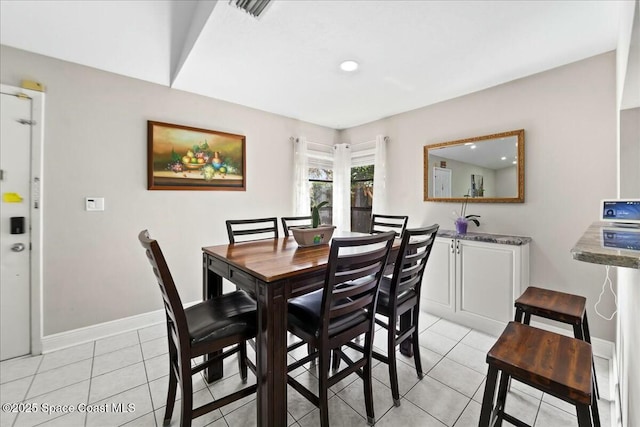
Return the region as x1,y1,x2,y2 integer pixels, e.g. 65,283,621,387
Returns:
529,320,615,359
40,309,165,354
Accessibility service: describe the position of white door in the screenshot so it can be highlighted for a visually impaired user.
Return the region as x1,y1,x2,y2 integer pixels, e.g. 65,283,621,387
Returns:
433,167,451,198
0,92,32,360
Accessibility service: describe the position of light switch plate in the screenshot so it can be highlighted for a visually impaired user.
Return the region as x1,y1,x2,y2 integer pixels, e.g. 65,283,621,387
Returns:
85,197,105,211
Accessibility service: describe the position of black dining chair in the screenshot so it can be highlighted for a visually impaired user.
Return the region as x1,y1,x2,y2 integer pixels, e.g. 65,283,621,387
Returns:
335,224,439,406
225,217,278,243
138,230,257,427
285,231,396,426
281,215,312,236
370,214,409,237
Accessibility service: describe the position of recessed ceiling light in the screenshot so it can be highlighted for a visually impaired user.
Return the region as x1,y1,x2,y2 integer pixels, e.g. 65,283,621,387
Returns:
340,60,359,72
501,156,507,160
470,145,476,149
512,160,517,164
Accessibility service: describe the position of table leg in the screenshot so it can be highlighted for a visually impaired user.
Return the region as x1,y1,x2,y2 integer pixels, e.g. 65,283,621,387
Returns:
399,309,413,357
256,281,288,427
203,254,223,383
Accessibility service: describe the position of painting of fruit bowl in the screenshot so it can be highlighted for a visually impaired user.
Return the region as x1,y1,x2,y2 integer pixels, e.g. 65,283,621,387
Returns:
148,121,246,191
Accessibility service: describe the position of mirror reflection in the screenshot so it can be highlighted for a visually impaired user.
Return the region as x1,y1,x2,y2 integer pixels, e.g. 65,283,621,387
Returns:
424,129,524,203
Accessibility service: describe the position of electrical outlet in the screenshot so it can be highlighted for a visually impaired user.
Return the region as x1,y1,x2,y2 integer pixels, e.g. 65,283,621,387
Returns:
85,197,105,211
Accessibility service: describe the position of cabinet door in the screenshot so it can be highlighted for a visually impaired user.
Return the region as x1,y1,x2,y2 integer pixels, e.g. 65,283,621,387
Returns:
457,240,516,327
421,238,455,314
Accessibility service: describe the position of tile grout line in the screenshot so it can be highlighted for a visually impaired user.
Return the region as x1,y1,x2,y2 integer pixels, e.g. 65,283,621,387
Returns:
82,340,96,427
10,356,43,427
130,329,158,427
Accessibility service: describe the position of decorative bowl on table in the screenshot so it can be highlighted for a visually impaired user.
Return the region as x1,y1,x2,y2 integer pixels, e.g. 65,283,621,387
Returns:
291,225,336,247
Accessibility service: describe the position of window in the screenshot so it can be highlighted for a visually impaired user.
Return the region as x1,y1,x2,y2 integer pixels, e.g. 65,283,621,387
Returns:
306,144,376,231
309,167,333,225
351,165,374,233
307,165,374,231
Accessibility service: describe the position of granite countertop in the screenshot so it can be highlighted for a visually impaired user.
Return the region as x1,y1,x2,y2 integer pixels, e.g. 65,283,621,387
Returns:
571,222,640,269
437,229,532,246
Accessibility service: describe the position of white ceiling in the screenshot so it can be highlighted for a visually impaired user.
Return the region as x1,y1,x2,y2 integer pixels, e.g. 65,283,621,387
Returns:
0,0,627,129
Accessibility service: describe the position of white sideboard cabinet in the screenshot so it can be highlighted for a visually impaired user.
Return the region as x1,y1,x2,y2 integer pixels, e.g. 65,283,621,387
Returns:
422,231,531,336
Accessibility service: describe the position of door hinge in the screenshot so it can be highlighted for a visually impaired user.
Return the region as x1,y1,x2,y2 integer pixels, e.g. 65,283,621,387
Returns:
17,119,36,126
0,169,3,181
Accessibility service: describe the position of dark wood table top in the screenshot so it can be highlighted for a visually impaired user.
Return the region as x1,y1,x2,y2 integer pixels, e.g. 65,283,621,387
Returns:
202,231,400,283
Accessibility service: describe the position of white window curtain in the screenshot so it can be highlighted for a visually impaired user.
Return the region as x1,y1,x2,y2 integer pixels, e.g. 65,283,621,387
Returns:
292,137,310,216
372,135,388,214
333,143,351,231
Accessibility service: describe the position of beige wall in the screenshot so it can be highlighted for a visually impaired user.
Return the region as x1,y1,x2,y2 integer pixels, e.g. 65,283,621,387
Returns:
0,45,338,335
620,107,640,198
341,52,618,341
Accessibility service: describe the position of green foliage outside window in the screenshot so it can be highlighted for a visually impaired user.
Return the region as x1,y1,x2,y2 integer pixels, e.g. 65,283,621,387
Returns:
307,165,374,231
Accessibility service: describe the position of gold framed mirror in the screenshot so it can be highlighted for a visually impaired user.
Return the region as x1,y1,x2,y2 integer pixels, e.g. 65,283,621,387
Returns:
423,129,524,203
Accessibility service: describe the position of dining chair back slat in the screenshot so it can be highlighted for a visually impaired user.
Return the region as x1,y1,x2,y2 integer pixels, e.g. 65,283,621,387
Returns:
226,217,278,243
281,216,312,236
321,233,395,332
393,231,436,296
370,214,409,237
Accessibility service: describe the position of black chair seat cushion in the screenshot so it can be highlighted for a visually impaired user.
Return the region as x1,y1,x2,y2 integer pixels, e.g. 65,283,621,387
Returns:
375,276,416,316
288,289,367,338
185,290,256,344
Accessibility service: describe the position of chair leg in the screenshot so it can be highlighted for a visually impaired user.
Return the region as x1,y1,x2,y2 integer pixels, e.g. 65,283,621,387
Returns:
318,347,331,427
179,368,193,427
412,307,424,378
387,325,400,407
239,340,248,384
363,331,376,425
331,348,341,372
163,365,178,425
308,343,316,367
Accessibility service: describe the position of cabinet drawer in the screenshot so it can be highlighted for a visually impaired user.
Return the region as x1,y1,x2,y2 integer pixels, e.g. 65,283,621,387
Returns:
229,266,256,292
207,256,229,278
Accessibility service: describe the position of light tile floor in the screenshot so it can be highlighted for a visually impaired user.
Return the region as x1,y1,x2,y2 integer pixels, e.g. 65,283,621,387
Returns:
0,311,612,427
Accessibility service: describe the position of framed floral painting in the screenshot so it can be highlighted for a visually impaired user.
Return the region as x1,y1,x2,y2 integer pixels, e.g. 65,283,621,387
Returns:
147,121,246,191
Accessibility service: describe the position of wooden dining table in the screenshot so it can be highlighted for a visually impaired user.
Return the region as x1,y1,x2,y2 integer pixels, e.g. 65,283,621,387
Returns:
201,231,405,427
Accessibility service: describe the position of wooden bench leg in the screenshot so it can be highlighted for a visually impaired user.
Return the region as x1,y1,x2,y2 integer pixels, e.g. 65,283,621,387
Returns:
514,307,524,323
591,374,601,427
583,313,600,400
576,404,592,427
494,372,510,427
479,365,499,426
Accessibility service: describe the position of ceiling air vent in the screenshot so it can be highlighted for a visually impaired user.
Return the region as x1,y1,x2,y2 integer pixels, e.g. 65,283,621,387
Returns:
231,0,271,18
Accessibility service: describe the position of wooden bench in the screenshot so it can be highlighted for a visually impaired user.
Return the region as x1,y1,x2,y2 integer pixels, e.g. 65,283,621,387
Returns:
479,322,600,427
